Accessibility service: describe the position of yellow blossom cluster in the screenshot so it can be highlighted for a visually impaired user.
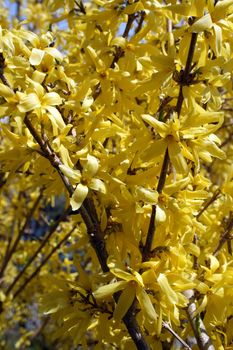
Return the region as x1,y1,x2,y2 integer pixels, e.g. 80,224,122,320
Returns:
0,0,233,349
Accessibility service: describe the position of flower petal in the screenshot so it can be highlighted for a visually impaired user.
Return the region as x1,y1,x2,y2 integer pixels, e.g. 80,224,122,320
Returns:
190,13,212,33
45,47,63,62
89,178,106,194
18,93,41,112
141,138,167,162
142,114,168,138
59,164,81,182
46,106,66,129
83,154,99,177
93,281,128,299
213,23,222,56
135,187,158,204
157,274,178,304
168,138,188,174
136,286,157,322
0,83,15,99
155,205,166,223
70,183,88,211
113,285,135,321
42,92,62,106
29,48,45,66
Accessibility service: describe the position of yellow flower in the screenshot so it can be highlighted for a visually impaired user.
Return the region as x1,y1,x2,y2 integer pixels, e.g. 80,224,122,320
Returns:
17,78,65,131
60,154,106,211
190,0,233,56
141,109,225,173
94,264,157,323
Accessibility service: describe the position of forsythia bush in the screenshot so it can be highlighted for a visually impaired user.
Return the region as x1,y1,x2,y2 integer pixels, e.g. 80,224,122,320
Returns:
0,0,233,349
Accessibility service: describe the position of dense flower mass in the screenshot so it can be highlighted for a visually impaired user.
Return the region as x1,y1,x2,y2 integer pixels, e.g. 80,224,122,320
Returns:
0,1,232,349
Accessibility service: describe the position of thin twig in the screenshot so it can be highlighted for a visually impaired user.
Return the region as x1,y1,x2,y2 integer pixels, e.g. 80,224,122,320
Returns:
184,290,215,350
0,192,42,279
5,207,71,296
176,33,198,116
16,0,21,21
142,148,169,261
213,213,233,256
162,321,192,350
143,33,198,260
94,13,137,99
13,225,77,299
24,114,148,349
196,189,221,220
135,11,146,34
0,53,11,87
0,221,16,282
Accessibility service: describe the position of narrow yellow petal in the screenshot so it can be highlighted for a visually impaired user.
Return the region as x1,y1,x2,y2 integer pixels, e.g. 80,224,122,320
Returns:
164,177,190,196
89,178,106,194
0,83,14,99
213,23,222,56
111,268,134,282
190,14,213,33
155,205,166,223
45,47,63,62
135,187,158,204
18,93,41,112
46,106,66,129
93,281,128,299
42,92,62,106
142,114,168,138
70,183,88,211
59,144,74,168
83,154,99,177
29,48,45,66
86,46,105,72
113,285,135,321
59,164,81,182
141,139,167,162
157,274,178,304
168,138,188,174
136,286,157,322
81,95,94,111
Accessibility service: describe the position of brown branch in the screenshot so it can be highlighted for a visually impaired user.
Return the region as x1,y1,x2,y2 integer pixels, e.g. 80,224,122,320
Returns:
31,317,49,340
121,298,150,350
24,114,74,195
196,189,221,220
0,191,42,280
184,290,215,350
122,13,136,38
0,221,16,283
143,33,198,260
176,33,198,116
16,0,21,21
213,213,233,256
74,0,86,15
142,148,169,261
0,53,11,87
135,11,146,34
2,75,108,287
5,206,71,296
80,201,109,272
13,225,77,299
162,321,192,350
94,13,138,98
24,114,149,349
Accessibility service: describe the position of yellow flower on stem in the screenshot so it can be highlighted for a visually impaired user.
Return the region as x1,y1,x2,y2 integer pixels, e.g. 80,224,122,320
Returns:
142,114,188,174
190,0,233,56
141,110,225,174
60,154,106,211
93,264,157,323
17,78,65,132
